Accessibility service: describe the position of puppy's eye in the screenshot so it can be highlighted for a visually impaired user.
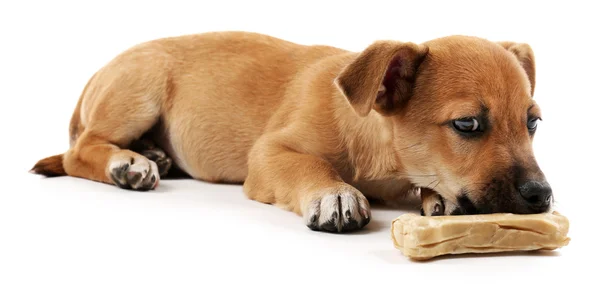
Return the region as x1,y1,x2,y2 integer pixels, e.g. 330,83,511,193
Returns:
527,117,540,132
452,117,482,133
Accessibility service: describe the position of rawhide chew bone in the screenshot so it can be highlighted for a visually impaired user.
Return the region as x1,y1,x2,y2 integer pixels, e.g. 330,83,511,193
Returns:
391,211,570,260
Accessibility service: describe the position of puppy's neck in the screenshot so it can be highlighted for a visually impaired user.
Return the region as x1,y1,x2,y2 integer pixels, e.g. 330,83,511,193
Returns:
337,110,404,182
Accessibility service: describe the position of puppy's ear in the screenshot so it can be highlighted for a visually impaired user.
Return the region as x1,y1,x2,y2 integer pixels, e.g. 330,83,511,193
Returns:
335,41,429,117
498,41,536,96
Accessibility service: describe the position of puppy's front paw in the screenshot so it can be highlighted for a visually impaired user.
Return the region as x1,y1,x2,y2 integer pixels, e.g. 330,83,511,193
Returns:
107,153,160,191
304,185,371,233
420,187,445,216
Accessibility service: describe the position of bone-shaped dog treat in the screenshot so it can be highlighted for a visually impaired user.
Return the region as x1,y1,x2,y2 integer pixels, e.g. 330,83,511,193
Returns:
391,211,570,260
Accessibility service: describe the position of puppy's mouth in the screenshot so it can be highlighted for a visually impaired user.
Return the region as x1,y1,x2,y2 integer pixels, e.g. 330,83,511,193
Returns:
420,185,554,216
448,194,483,215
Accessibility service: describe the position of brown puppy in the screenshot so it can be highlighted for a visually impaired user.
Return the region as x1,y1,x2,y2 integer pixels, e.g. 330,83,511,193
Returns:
31,31,551,233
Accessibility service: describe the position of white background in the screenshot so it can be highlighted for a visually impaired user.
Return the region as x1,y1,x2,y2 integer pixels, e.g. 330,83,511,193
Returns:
1,0,598,283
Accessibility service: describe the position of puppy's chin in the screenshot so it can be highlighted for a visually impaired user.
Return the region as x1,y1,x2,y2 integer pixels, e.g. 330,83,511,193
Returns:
448,192,554,216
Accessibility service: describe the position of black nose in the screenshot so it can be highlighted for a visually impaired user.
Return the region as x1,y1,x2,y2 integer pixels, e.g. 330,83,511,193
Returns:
517,181,553,210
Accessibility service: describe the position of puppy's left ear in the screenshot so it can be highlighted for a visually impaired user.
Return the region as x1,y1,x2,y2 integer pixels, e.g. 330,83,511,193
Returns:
335,41,429,117
498,42,536,96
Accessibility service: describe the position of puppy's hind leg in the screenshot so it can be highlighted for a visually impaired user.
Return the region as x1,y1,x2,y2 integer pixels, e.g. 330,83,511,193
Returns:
64,102,163,191
32,43,178,190
61,70,171,190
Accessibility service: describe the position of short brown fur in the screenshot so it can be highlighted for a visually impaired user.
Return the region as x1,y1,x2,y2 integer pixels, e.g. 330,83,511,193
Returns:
32,31,548,232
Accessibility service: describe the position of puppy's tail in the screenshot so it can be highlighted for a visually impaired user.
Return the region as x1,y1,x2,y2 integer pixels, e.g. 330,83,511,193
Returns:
30,154,66,177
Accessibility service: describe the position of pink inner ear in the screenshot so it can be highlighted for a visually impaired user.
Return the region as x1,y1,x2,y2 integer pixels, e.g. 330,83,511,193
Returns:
380,57,403,96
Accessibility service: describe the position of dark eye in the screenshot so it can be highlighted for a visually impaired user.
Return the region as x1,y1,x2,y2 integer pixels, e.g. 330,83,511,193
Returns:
527,117,540,132
452,117,482,133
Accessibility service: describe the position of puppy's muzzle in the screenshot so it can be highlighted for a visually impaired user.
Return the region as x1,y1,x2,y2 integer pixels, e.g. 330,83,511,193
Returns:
446,178,554,216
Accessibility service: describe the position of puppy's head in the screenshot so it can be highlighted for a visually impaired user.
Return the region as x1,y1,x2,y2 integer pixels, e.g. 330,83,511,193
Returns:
336,35,551,215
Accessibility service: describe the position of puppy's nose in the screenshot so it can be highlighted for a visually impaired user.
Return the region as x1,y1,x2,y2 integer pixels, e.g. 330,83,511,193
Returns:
517,181,552,210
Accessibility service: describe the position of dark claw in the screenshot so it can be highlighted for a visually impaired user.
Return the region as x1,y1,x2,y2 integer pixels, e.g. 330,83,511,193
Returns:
111,175,130,189
307,214,319,231
156,157,172,177
310,209,369,233
306,193,370,233
115,164,129,178
362,215,371,227
126,172,142,186
307,223,319,231
142,150,172,177
110,164,131,189
432,203,444,216
111,164,155,192
141,150,163,161
344,219,359,231
320,220,338,232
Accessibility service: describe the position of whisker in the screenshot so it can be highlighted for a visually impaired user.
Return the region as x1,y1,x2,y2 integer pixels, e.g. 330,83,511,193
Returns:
400,174,439,178
432,180,441,191
459,182,491,189
424,179,438,188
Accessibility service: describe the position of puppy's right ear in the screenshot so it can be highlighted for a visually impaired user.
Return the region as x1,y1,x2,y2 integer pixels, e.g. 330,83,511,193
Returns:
335,41,428,117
